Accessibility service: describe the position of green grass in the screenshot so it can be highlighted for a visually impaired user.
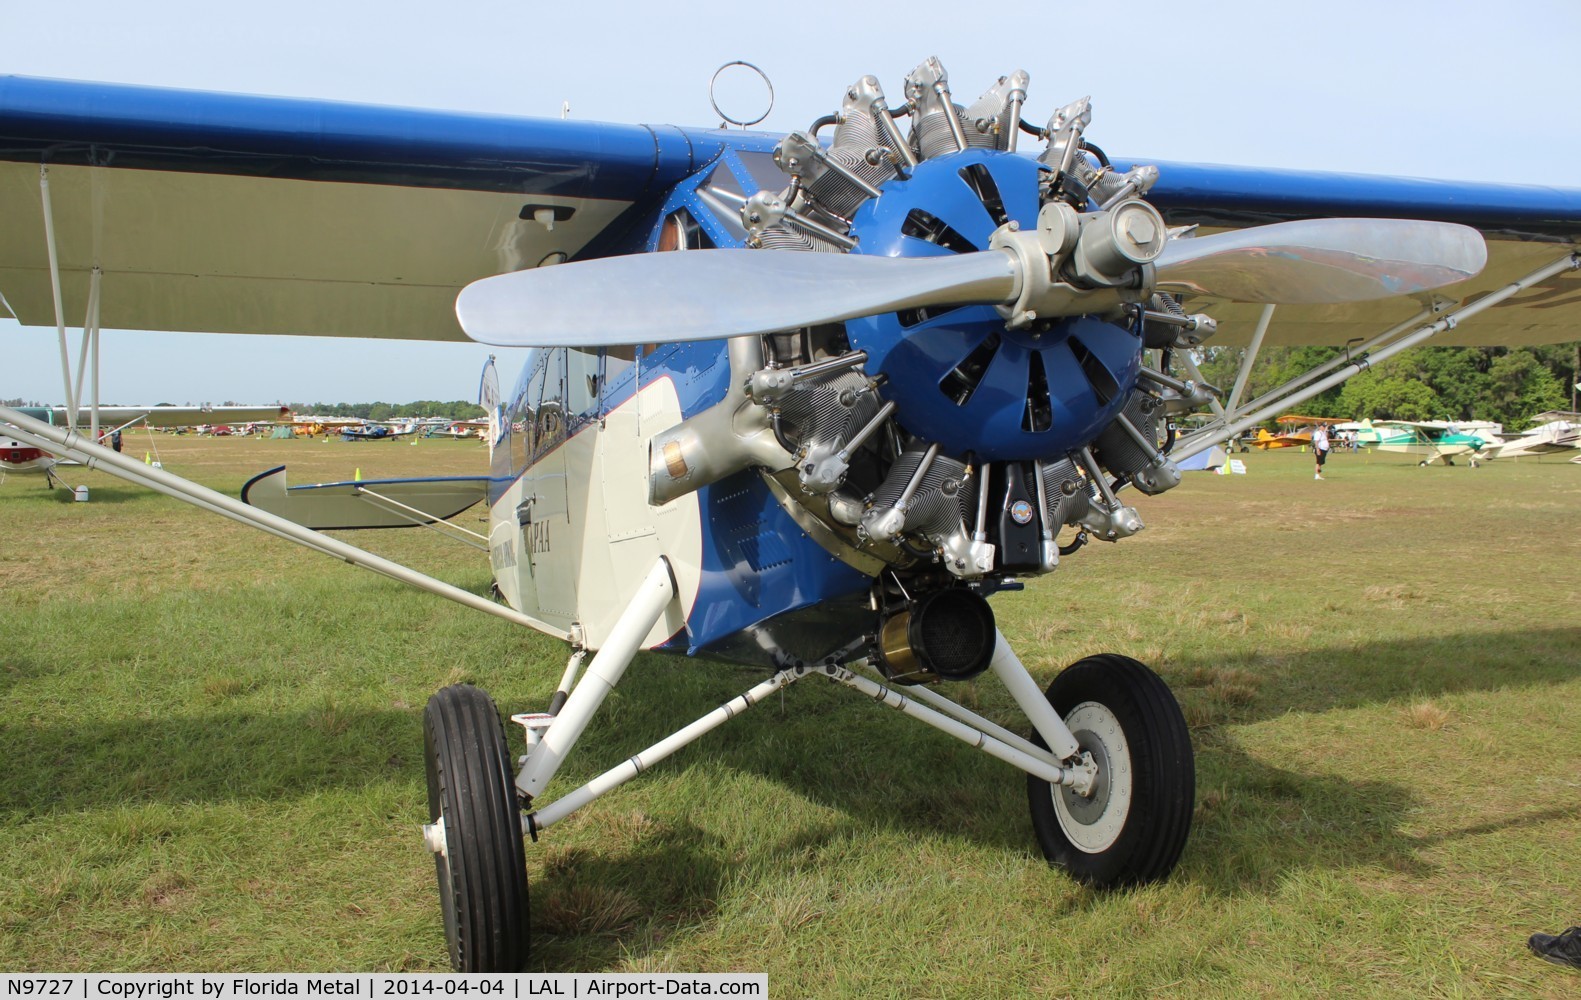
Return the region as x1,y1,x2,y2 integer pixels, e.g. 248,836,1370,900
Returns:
2,437,1579,995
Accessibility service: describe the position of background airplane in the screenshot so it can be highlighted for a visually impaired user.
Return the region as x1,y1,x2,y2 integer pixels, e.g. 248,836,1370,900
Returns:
1349,420,1492,466
340,418,420,442
3,42,1581,974
0,403,286,483
1249,416,1347,450
1480,411,1580,460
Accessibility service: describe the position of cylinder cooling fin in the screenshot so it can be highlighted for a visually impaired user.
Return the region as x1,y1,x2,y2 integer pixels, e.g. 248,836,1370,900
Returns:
845,151,1142,460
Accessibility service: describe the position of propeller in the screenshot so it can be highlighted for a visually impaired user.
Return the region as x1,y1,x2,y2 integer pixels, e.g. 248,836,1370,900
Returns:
455,218,1486,348
456,249,1017,348
1152,218,1487,303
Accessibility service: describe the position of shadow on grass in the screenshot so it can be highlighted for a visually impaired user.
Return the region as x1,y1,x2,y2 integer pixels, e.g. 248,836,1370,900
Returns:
3,626,1577,969
44,484,148,504
1165,626,1581,726
1184,732,1431,892
529,819,733,972
0,696,422,816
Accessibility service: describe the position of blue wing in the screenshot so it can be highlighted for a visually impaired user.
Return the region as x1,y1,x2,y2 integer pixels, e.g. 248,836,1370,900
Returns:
0,75,773,341
2,74,1577,348
1125,159,1581,347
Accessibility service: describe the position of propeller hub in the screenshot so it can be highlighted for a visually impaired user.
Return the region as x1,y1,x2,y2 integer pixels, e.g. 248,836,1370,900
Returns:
844,150,1141,460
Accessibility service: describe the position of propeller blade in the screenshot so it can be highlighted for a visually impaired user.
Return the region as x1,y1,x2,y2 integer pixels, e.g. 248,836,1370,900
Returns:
457,249,1018,348
1153,218,1486,303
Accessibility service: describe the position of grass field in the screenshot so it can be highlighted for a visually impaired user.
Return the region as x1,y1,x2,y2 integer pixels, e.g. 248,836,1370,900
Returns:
2,434,1579,995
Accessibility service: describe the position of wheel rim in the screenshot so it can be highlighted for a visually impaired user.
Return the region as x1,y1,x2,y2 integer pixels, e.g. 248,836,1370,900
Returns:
1052,700,1133,853
424,731,462,968
432,826,460,965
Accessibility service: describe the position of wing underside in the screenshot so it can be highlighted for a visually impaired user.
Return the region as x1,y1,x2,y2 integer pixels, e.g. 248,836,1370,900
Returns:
1,75,1578,347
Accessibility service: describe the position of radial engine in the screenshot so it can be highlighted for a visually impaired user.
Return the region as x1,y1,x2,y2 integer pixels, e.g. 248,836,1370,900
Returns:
649,59,1219,681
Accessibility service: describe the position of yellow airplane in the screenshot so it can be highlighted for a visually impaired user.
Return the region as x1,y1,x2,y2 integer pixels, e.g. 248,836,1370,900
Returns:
1251,415,1346,449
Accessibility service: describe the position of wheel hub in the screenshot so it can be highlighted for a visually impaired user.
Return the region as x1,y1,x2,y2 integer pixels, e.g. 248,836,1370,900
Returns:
1051,700,1133,853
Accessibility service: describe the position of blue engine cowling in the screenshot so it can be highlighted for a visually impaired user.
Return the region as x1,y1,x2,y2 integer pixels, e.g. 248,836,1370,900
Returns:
844,150,1142,461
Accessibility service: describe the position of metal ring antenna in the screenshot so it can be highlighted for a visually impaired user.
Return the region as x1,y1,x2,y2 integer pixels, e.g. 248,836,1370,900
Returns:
709,61,774,128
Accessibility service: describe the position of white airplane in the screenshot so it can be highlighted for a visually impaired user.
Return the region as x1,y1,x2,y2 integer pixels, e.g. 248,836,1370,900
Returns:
0,403,287,484
1480,411,1580,460
3,59,1580,972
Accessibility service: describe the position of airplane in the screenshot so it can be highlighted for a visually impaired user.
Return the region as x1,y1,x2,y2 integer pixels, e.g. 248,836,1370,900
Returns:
292,415,368,437
428,419,490,440
340,418,420,442
1247,416,1347,450
1479,411,1580,460
0,403,287,484
3,59,1580,972
1358,420,1492,466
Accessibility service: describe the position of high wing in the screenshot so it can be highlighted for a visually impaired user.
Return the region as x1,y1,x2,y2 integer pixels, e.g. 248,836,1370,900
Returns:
241,466,489,532
1275,415,1345,426
0,76,767,342
1118,159,1581,347
3,75,1580,349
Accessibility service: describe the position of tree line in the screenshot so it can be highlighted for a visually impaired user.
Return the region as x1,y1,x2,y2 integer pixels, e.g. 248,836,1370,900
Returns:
284,400,485,422
1194,343,1580,430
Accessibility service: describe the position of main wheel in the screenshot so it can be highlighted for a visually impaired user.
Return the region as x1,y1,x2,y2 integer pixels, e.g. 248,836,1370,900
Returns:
423,684,529,972
1026,654,1194,888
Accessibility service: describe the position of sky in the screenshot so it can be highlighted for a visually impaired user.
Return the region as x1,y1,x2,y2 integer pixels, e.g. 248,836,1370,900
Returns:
4,0,1579,406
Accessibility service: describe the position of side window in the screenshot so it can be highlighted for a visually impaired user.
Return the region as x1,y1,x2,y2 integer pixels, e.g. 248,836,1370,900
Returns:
535,348,567,457
506,355,537,475
567,347,601,417
603,346,636,410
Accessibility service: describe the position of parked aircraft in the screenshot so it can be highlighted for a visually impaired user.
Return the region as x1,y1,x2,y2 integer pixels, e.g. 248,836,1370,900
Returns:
0,404,286,484
1248,415,1347,450
1357,420,1492,465
3,60,1580,971
1481,412,1580,460
428,420,489,440
340,419,419,442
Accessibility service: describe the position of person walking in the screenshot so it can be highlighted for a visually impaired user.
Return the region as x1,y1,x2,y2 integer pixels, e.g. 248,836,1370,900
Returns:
1312,423,1331,480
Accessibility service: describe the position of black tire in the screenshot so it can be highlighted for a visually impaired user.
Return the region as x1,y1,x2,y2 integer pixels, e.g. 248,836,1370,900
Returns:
1026,654,1194,888
424,684,529,972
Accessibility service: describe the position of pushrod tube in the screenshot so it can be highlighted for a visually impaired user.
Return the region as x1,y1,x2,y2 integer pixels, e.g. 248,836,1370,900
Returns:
1225,303,1276,412
38,166,77,423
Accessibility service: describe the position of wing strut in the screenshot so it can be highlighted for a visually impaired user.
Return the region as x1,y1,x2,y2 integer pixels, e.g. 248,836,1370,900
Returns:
37,165,107,441
0,404,569,639
1173,251,1581,462
1225,304,1276,412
